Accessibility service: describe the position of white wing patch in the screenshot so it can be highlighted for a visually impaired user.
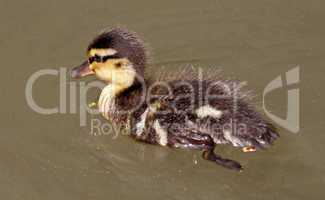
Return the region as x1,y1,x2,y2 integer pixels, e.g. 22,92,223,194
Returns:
153,120,168,146
196,105,222,119
135,108,149,136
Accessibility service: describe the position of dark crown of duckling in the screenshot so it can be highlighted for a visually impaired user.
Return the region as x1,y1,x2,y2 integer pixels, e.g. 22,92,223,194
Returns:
71,27,279,171
87,28,147,75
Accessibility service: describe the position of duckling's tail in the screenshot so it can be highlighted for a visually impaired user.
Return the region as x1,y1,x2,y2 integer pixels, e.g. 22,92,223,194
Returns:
220,103,280,150
257,122,279,149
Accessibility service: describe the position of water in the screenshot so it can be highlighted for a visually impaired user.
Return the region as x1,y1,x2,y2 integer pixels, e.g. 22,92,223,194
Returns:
1,0,324,199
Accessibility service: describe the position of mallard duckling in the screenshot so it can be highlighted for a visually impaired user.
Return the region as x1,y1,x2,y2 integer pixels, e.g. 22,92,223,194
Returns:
71,27,279,171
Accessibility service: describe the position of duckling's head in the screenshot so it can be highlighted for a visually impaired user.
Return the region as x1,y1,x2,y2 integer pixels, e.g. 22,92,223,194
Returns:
71,28,147,90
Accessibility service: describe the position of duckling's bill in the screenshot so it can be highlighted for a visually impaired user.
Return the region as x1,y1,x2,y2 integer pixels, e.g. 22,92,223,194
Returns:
71,60,94,79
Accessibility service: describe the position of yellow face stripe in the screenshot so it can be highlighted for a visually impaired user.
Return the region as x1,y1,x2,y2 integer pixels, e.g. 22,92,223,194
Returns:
88,48,117,57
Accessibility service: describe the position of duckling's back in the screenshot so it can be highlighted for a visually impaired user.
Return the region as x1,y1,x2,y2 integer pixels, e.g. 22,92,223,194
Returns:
147,78,279,149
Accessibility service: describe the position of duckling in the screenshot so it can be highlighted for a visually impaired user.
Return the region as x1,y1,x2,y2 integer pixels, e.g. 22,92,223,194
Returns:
71,27,279,171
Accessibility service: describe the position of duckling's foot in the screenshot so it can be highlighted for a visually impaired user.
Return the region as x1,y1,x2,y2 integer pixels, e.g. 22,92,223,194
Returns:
202,150,243,171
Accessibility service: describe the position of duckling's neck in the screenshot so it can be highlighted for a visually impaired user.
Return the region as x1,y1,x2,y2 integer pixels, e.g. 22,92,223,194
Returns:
98,83,126,119
98,80,146,120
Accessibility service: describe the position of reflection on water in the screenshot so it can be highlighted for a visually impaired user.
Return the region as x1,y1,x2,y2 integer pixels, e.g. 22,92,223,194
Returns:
1,0,325,199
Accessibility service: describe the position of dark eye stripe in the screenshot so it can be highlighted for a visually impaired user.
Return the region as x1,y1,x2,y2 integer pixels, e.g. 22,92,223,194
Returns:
102,54,119,61
89,54,120,63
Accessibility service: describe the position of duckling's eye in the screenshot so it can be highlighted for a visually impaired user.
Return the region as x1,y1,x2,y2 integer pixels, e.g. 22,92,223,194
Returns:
88,56,95,64
102,55,110,62
115,62,122,68
94,54,102,63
